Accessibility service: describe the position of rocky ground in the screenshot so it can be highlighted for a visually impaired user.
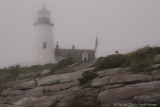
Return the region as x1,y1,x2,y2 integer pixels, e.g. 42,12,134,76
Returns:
0,60,160,107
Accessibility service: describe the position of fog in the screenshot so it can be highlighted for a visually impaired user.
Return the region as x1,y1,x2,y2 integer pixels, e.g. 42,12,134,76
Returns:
0,0,160,68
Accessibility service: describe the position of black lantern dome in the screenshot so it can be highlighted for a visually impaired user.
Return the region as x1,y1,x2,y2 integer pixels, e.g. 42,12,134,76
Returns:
38,5,50,16
34,5,53,26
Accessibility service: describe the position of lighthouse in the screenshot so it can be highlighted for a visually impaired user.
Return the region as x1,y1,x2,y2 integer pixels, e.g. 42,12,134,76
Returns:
33,6,56,65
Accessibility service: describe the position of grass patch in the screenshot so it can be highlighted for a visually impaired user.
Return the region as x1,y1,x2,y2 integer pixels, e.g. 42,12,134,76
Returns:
0,64,56,83
0,85,9,93
67,100,102,107
0,58,75,84
78,71,98,85
95,46,157,73
95,54,126,71
130,57,154,72
0,65,21,83
47,58,75,75
42,88,52,95
54,58,75,70
82,81,91,89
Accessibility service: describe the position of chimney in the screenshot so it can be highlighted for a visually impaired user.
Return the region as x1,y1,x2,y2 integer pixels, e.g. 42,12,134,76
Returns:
55,41,59,56
56,41,59,49
72,45,75,50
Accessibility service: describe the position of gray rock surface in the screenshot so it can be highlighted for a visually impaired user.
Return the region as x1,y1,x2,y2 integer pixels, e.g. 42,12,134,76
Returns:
73,60,96,71
14,80,36,90
151,64,160,69
109,73,152,84
91,76,111,87
40,69,51,75
37,67,94,86
97,81,160,106
154,54,160,63
1,62,160,107
133,93,160,103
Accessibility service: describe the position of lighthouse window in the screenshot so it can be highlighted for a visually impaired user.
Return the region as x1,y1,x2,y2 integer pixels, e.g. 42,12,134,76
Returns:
43,42,47,49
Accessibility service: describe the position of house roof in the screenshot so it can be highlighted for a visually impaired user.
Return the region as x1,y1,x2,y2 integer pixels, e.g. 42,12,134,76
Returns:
55,48,95,61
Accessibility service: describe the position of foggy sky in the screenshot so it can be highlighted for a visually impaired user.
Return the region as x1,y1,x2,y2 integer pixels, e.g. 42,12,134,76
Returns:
0,0,160,68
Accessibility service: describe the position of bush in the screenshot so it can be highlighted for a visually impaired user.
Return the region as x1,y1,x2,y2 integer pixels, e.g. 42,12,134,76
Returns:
0,64,56,83
78,71,98,85
46,58,75,75
0,58,74,83
95,54,126,70
145,46,160,55
42,89,51,94
55,58,74,69
82,81,91,89
0,65,21,83
67,100,102,107
23,63,56,74
131,58,154,72
0,86,8,93
0,58,75,84
95,47,156,72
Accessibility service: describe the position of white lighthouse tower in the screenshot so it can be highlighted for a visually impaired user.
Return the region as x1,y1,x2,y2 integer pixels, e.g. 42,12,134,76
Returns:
33,6,56,65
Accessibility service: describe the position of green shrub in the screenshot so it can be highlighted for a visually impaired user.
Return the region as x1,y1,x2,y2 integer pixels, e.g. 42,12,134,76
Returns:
95,54,126,70
47,58,75,75
82,81,91,89
34,73,41,79
42,89,51,94
156,47,160,54
68,101,86,107
78,71,98,85
0,86,8,93
67,100,102,107
131,57,154,72
0,58,74,83
0,65,21,83
42,88,46,94
0,64,56,83
146,46,160,55
0,58,75,84
95,47,156,72
55,58,75,70
22,63,56,74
